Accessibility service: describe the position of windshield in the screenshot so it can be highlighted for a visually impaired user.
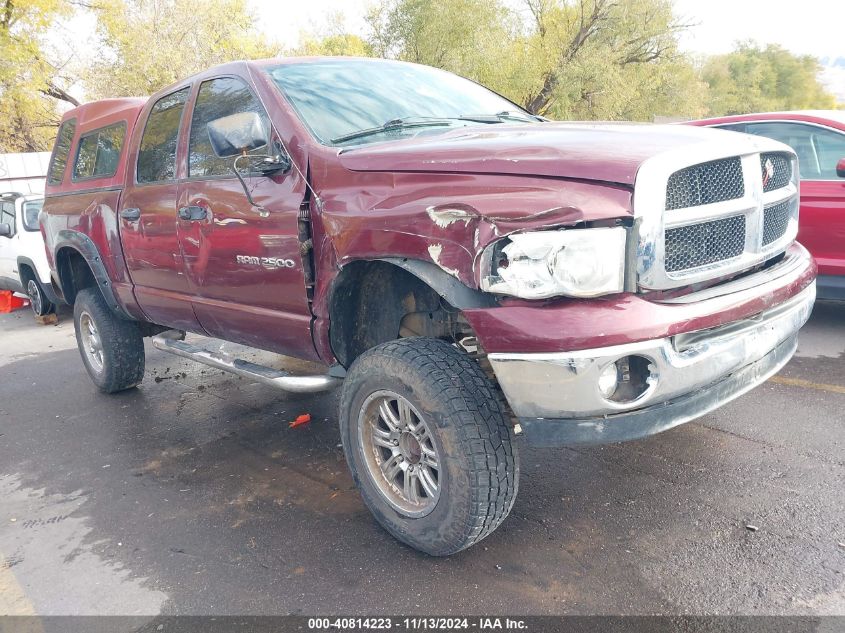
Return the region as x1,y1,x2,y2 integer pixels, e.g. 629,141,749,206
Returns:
22,199,43,232
266,60,533,147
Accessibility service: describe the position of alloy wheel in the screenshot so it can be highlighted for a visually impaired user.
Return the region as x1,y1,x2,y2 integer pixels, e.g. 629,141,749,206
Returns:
79,311,104,374
358,390,441,518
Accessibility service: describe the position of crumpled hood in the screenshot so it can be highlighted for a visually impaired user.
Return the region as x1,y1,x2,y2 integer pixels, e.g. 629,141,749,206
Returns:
338,122,739,186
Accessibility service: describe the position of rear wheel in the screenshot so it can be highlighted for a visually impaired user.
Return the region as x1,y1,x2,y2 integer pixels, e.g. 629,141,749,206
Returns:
26,278,54,317
340,337,519,556
73,288,145,393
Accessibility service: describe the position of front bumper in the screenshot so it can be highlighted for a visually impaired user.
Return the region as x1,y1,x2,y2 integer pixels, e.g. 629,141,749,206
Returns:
488,277,816,447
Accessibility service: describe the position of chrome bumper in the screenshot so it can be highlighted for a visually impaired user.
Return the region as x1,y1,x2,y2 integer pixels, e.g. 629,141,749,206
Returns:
488,282,816,446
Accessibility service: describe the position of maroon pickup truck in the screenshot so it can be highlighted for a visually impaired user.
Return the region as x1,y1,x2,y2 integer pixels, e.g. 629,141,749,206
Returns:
41,57,816,555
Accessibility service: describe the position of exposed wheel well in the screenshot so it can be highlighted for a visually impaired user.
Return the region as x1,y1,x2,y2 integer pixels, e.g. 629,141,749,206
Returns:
56,247,97,305
329,260,478,369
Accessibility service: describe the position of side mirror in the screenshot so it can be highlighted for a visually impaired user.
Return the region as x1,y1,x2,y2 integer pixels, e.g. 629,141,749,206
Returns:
207,111,269,158
251,140,291,176
837,158,845,178
0,223,11,238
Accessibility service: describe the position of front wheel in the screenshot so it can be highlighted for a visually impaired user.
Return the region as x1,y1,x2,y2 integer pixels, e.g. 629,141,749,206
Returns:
340,337,519,556
26,278,54,316
73,288,145,393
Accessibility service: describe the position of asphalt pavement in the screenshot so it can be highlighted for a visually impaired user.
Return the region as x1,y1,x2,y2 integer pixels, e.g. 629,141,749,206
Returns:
0,300,843,617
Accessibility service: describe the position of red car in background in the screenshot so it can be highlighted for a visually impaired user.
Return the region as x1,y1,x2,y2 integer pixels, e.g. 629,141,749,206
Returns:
689,111,845,300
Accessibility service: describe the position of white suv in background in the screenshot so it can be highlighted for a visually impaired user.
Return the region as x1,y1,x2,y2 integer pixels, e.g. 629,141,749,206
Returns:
0,192,57,316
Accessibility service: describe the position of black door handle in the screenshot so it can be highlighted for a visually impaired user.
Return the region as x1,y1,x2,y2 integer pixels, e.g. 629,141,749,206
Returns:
120,207,141,221
178,205,207,221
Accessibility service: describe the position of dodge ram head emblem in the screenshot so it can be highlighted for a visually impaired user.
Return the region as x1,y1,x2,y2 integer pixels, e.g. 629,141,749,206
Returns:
236,255,296,269
762,158,774,188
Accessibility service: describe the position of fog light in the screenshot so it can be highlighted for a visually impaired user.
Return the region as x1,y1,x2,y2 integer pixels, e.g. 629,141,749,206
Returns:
598,355,657,404
598,363,619,399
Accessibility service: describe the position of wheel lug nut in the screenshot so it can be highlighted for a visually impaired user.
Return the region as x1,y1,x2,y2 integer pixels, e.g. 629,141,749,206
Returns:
392,440,399,445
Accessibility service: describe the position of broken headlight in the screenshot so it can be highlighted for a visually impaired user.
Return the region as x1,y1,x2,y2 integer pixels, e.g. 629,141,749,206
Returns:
481,227,627,299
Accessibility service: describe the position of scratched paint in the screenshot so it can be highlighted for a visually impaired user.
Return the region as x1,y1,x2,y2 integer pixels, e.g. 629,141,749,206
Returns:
427,243,461,278
426,205,476,229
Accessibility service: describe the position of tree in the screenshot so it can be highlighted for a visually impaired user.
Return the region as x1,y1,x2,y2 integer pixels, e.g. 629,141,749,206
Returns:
516,0,706,119
366,0,520,95
364,0,707,121
293,32,374,57
702,42,837,115
0,0,78,152
84,0,278,98
288,11,375,57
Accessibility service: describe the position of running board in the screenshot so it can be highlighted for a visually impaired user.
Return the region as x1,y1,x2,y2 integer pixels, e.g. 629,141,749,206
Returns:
151,330,341,394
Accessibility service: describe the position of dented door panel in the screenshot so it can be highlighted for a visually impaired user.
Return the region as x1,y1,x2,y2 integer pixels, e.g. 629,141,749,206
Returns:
177,175,317,359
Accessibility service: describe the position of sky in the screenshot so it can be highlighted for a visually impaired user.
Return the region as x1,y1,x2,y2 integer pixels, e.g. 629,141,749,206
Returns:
672,0,843,61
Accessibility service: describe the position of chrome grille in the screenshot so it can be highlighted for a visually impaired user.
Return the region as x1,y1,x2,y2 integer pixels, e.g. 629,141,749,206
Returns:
636,144,799,291
665,157,744,210
760,152,792,192
665,216,746,273
763,198,796,246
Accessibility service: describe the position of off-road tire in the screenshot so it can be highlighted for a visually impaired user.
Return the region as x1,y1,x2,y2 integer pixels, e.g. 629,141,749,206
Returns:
73,287,145,393
340,337,519,556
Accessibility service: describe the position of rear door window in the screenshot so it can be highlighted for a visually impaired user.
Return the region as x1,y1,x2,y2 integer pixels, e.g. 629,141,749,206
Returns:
47,118,76,185
188,77,270,178
73,123,126,181
137,87,190,183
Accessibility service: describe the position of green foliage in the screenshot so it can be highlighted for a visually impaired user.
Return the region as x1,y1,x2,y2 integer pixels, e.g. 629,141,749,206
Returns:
85,0,279,98
294,33,374,57
360,0,709,120
520,0,708,119
1,0,840,154
367,0,518,91
702,42,837,115
288,11,374,57
0,0,71,151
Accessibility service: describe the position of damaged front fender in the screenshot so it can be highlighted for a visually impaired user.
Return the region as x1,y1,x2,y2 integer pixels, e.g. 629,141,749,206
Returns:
315,169,634,288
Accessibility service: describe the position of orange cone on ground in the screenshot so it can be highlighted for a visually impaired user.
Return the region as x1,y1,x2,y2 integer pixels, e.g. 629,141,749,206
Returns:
0,291,28,313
